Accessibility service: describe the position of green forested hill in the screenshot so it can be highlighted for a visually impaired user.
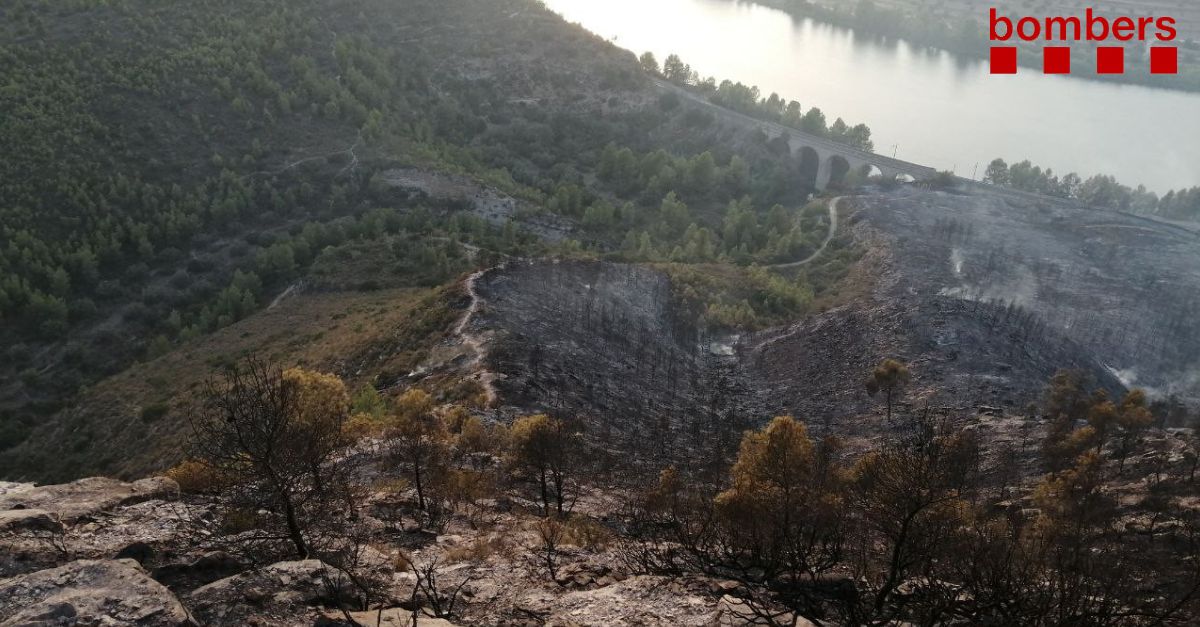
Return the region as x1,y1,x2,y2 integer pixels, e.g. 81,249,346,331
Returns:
1,0,505,339
0,0,870,480
0,0,638,467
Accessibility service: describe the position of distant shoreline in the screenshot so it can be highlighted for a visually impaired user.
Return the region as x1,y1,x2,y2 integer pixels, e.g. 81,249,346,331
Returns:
738,0,1200,94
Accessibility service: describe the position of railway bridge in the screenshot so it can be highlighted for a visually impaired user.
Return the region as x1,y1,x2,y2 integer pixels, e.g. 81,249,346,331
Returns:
654,79,939,190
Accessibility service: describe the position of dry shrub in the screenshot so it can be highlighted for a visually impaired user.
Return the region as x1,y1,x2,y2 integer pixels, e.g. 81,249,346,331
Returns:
562,515,614,551
442,468,496,526
443,405,473,433
444,535,511,563
220,507,261,534
343,411,384,440
166,459,231,494
372,477,412,497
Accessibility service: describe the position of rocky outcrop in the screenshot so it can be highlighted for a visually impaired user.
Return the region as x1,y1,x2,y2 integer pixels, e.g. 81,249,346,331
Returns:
551,560,621,590
0,509,63,534
516,575,721,626
186,559,356,626
318,608,458,626
1,489,201,582
0,559,192,626
153,551,249,593
0,477,179,523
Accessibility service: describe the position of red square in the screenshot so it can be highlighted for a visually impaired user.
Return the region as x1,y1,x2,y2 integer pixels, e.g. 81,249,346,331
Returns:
1151,47,1178,74
1097,47,1124,74
1044,47,1071,74
990,47,1017,74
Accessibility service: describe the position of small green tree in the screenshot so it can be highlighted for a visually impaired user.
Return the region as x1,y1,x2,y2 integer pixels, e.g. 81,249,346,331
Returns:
866,359,911,422
385,389,449,511
983,158,1010,185
662,54,691,84
638,51,659,75
1114,389,1153,472
1041,370,1092,470
508,414,575,516
801,107,827,134
350,384,387,418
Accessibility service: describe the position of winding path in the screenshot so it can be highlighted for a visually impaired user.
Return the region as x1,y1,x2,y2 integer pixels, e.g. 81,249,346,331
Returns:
267,281,302,309
769,196,845,269
447,197,844,404
455,267,499,407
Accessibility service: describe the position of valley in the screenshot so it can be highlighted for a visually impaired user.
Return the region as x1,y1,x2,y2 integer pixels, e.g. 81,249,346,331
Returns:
1,0,1200,625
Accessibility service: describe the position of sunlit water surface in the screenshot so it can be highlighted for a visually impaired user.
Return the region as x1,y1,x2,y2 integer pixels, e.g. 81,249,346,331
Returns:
542,0,1200,193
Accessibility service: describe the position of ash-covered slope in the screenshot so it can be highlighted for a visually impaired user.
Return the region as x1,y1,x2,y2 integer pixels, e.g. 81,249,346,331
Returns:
857,187,1200,400
472,261,753,455
748,186,1200,423
471,187,1200,440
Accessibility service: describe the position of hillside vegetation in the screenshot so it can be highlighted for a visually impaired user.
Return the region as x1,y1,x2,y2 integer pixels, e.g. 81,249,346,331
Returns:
3,1,1200,625
34,286,462,480
1,0,878,478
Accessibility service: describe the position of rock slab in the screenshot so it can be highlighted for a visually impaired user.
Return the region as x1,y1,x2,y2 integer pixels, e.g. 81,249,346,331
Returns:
0,477,179,523
0,559,191,626
187,559,354,626
0,509,63,534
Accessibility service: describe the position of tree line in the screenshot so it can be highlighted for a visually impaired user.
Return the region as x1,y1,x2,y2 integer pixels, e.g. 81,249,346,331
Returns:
984,157,1200,220
640,51,874,151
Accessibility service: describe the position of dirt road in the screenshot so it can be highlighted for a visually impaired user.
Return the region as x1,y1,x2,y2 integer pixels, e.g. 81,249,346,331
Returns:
769,196,844,269
455,267,499,407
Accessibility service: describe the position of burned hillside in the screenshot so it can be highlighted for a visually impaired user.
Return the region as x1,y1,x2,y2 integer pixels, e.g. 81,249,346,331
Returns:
471,261,756,460
464,187,1200,449
858,187,1200,400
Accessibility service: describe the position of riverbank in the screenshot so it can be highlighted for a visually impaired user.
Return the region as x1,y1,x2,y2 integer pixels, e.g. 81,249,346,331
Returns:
542,0,1200,192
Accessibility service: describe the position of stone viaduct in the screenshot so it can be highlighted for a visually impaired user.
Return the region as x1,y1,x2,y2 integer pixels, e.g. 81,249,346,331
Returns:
653,79,938,191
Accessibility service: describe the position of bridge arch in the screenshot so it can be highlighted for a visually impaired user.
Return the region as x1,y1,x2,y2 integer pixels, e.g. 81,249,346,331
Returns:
797,146,820,192
651,79,939,192
819,155,851,189
861,164,883,179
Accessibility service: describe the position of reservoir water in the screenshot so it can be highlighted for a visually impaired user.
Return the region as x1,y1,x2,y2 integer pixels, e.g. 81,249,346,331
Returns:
542,0,1200,193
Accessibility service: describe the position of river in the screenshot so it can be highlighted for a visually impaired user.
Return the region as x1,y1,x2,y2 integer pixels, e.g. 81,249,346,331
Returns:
541,0,1200,193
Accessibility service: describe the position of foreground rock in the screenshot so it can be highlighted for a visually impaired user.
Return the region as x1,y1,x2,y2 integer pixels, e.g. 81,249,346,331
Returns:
153,551,250,593
1,484,198,580
319,608,458,626
0,559,191,626
0,476,179,523
187,559,357,626
0,509,63,534
515,575,722,626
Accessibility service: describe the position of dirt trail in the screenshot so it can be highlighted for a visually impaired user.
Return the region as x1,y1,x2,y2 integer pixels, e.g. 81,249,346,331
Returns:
446,197,842,408
769,196,844,269
455,267,499,407
267,281,302,309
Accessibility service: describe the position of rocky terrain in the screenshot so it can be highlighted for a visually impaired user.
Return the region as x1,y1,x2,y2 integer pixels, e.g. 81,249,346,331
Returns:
377,169,574,243
3,413,1197,625
4,0,1200,624
0,469,769,626
5,183,1200,623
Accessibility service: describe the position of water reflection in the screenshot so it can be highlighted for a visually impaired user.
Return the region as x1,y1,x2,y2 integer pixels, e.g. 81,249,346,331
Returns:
542,0,1200,192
